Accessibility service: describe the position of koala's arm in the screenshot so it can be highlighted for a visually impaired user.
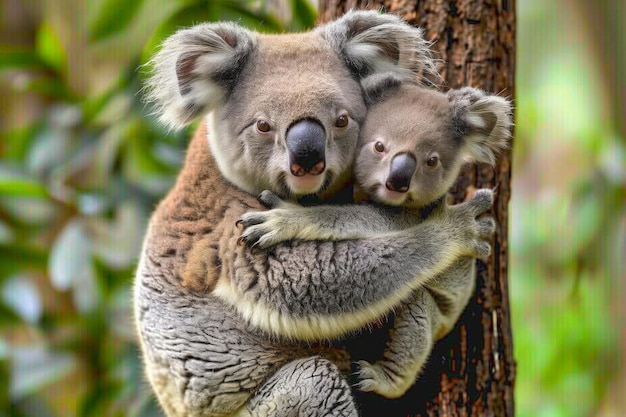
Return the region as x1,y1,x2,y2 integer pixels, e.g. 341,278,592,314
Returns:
152,132,494,342
216,191,494,341
354,257,477,398
238,191,421,248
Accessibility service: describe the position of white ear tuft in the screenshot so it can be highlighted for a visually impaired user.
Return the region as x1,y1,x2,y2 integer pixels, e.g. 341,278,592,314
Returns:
448,87,513,165
142,22,257,130
319,10,438,83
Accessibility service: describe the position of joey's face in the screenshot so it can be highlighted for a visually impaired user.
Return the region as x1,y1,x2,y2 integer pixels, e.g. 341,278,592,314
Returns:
209,33,366,199
355,87,466,208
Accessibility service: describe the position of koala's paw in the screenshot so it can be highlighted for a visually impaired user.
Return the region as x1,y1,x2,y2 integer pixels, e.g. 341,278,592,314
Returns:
354,360,413,399
449,188,496,258
237,209,300,249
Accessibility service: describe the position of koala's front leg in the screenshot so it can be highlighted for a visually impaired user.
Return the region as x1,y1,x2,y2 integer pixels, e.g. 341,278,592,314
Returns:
222,189,496,341
356,257,477,398
238,190,412,248
242,357,357,417
426,256,477,336
356,289,438,398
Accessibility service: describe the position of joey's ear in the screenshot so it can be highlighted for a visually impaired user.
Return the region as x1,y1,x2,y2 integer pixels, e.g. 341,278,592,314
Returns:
360,72,403,105
448,87,513,165
143,22,257,130
319,10,437,82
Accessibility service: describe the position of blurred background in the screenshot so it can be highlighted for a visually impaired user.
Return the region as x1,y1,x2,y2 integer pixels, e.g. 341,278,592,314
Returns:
0,1,623,416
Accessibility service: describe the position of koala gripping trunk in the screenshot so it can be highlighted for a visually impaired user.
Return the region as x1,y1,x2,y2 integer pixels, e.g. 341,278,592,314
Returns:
319,2,517,417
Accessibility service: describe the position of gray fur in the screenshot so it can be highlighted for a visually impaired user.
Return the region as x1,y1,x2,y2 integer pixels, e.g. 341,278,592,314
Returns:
237,82,512,397
135,12,497,417
318,10,437,80
143,22,257,130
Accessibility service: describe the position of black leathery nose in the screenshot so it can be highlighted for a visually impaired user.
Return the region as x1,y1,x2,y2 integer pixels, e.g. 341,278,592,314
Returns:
386,153,417,192
286,119,326,176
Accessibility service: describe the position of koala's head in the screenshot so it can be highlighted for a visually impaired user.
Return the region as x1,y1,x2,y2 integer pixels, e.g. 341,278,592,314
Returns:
143,11,436,200
355,73,513,208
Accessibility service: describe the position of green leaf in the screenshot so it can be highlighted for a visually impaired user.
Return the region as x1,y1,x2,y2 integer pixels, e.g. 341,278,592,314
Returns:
9,346,77,399
290,0,317,30
0,47,49,71
0,124,40,161
0,244,48,273
0,178,48,198
48,220,92,291
20,75,75,101
90,0,146,42
35,22,66,74
1,275,42,323
48,220,100,312
0,303,20,325
141,4,209,65
219,1,284,33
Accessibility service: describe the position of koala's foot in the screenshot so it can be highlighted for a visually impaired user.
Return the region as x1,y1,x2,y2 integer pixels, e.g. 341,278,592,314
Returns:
446,188,496,258
237,191,304,248
355,360,416,399
246,357,358,417
238,209,300,249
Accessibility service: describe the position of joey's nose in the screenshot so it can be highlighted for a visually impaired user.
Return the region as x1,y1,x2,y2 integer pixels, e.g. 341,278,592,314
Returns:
386,153,417,193
286,119,326,176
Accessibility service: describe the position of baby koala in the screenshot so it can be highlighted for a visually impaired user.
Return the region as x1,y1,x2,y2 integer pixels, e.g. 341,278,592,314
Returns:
238,73,513,398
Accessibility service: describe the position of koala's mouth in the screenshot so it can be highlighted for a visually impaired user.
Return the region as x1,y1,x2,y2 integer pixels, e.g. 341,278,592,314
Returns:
278,171,333,197
372,184,409,206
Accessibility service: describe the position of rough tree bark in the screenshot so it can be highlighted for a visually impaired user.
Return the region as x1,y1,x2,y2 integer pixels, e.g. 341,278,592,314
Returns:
319,1,516,416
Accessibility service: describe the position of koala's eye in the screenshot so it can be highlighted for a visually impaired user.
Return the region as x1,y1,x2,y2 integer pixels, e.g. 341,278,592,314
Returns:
427,155,439,167
256,119,271,133
335,114,349,128
374,141,385,153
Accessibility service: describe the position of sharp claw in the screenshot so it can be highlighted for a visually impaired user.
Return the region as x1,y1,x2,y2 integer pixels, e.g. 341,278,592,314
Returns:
235,219,243,228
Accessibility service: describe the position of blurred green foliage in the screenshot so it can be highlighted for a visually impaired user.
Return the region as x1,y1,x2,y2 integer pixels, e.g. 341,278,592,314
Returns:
512,1,625,417
0,1,623,417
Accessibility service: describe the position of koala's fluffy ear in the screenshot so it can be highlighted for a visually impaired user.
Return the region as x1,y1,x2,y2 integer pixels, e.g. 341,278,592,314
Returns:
448,87,513,165
143,23,257,130
319,10,437,82
360,72,403,105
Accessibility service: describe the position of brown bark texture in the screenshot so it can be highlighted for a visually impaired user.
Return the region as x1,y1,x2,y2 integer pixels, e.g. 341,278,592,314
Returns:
319,1,516,416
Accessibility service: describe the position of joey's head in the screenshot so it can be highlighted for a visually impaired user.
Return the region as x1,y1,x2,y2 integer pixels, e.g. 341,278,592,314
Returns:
356,73,513,208
143,11,437,200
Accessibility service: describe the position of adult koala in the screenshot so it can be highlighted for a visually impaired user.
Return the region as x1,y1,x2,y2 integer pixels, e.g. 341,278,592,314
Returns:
135,10,494,417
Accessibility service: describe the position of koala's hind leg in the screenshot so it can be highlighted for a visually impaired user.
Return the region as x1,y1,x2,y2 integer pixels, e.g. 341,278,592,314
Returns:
242,357,358,417
356,289,438,399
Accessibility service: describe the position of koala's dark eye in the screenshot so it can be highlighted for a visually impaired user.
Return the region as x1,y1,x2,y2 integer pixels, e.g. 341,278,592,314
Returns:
335,114,349,128
374,141,385,153
256,119,271,133
427,155,439,167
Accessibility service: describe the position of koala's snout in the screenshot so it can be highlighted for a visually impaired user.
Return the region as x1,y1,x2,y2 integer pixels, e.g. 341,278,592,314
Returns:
286,119,326,177
386,153,417,193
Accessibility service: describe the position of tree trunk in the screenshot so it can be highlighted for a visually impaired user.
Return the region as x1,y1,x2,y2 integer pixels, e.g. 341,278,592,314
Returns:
319,2,516,416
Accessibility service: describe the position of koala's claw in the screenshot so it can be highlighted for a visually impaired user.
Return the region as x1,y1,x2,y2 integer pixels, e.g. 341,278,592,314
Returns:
467,188,494,217
258,190,285,209
355,360,410,399
473,241,492,258
238,211,294,249
478,217,496,238
447,188,496,258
